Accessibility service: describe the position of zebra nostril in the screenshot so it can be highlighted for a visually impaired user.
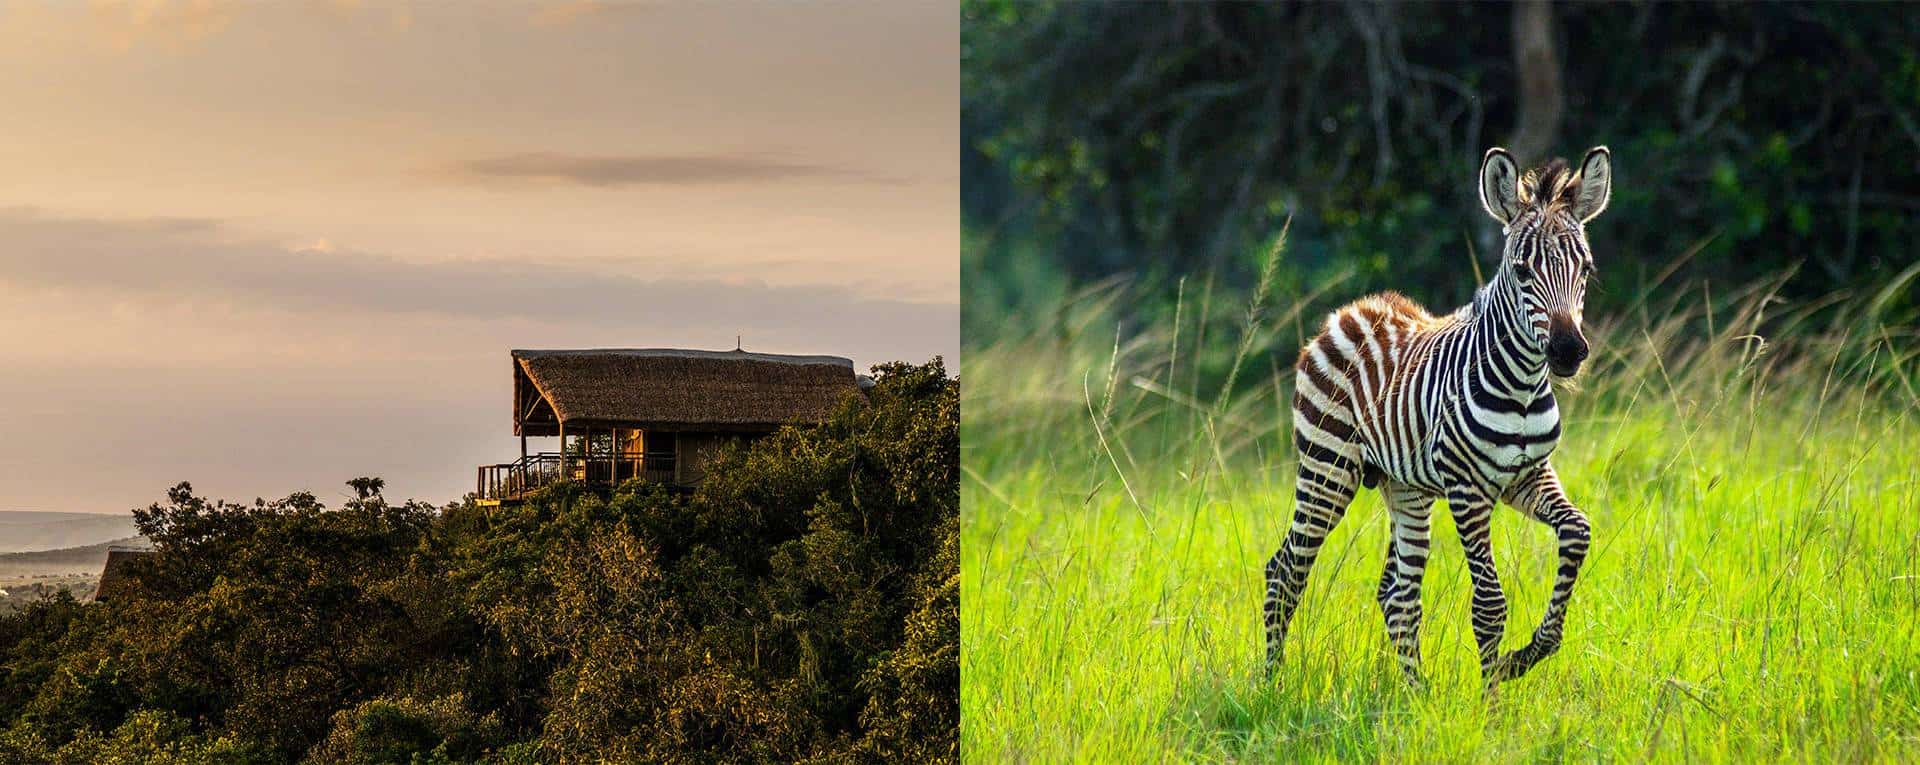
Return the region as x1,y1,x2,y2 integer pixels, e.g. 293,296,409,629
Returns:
1547,334,1587,364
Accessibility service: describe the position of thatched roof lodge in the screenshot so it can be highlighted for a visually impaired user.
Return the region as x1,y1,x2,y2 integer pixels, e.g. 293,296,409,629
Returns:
92,546,155,603
478,348,864,503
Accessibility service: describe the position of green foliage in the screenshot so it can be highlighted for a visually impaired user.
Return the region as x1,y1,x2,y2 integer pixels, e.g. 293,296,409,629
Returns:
0,360,958,764
314,695,502,765
0,709,272,765
851,513,960,764
964,2,1920,343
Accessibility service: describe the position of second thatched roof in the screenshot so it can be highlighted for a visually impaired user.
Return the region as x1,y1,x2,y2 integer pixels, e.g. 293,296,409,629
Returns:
93,547,154,603
512,348,859,433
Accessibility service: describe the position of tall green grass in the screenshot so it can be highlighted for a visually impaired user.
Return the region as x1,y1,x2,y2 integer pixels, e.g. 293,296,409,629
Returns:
961,257,1920,763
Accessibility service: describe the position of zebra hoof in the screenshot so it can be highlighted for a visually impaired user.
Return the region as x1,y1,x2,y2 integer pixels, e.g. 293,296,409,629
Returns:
1480,653,1523,689
1481,677,1502,701
1494,646,1545,682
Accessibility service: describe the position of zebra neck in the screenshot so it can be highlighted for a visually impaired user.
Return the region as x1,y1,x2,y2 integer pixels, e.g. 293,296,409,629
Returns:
1470,279,1548,396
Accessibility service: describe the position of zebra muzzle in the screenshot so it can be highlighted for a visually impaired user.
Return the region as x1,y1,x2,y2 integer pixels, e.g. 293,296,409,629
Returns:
1546,313,1587,376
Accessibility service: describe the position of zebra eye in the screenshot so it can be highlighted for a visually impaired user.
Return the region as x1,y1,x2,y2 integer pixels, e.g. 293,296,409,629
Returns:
1511,262,1533,280
1581,261,1597,277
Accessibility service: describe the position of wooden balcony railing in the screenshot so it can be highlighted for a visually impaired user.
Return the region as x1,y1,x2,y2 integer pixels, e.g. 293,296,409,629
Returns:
476,452,677,502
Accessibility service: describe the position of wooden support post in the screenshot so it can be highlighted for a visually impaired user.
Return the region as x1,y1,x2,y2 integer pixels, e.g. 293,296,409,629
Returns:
557,421,567,482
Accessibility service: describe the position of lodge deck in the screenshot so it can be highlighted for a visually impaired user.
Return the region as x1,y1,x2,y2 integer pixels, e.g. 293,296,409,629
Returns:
476,452,677,505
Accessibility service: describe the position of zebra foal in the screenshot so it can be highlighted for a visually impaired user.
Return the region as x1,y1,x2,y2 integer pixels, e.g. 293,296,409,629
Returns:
1262,146,1611,690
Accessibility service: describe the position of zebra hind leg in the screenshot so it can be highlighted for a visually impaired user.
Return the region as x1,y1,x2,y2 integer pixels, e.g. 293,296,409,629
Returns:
1264,459,1358,674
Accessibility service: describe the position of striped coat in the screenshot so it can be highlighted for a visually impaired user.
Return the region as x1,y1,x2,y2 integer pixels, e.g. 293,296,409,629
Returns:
1264,146,1612,690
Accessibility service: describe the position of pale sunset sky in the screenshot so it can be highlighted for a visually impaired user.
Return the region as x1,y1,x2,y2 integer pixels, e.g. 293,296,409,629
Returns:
0,2,958,512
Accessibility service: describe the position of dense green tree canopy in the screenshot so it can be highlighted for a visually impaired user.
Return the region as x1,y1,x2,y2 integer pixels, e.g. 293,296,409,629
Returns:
0,360,958,764
964,1,1919,330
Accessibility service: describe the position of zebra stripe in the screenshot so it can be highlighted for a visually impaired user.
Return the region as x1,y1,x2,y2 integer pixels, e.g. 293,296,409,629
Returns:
1263,147,1610,691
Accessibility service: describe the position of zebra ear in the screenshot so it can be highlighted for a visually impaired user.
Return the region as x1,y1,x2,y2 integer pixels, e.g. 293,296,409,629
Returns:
1573,146,1612,223
1479,148,1522,225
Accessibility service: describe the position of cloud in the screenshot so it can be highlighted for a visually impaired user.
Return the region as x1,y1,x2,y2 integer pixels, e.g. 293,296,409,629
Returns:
91,0,239,51
0,208,955,357
529,1,656,28
0,208,957,512
446,152,911,187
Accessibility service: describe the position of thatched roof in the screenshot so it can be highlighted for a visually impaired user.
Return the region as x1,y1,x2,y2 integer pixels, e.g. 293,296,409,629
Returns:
93,548,153,603
512,348,859,434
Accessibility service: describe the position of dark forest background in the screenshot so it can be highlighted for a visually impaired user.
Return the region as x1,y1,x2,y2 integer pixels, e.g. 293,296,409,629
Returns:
0,362,957,764
963,1,1920,346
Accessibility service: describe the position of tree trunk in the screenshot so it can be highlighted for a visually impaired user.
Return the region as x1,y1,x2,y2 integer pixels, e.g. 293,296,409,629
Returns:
1510,0,1562,163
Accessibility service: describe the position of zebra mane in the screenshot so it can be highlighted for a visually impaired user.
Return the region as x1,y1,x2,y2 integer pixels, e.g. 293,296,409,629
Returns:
1517,158,1582,216
1464,280,1497,321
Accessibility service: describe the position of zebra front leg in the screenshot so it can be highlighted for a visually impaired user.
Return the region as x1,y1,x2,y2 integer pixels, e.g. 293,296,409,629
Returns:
1447,488,1510,690
1500,464,1592,679
1377,482,1434,687
1264,461,1358,673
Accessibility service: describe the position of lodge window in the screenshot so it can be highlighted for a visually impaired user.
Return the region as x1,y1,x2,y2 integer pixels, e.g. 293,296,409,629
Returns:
644,432,677,473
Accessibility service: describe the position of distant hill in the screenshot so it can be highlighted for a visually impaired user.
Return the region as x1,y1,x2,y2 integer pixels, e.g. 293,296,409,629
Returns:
0,511,139,553
0,536,149,578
